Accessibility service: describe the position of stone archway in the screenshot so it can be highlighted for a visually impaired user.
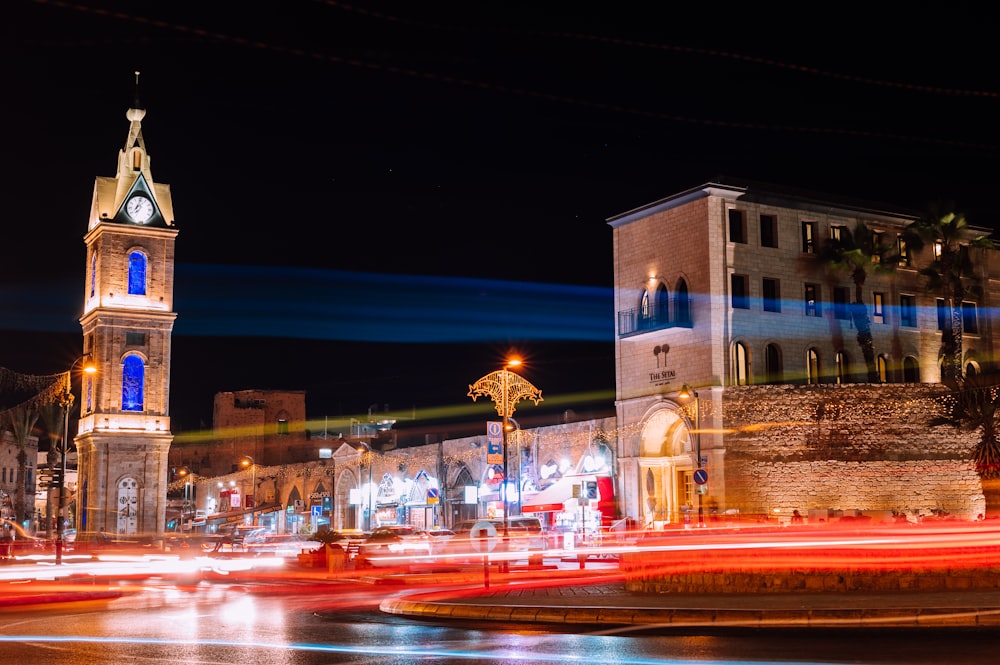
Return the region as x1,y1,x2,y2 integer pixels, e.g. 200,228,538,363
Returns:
638,409,693,528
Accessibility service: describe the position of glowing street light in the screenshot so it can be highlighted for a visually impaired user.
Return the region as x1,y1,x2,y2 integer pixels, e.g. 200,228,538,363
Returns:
176,466,191,532
240,456,257,525
56,355,96,565
468,358,543,570
678,383,705,528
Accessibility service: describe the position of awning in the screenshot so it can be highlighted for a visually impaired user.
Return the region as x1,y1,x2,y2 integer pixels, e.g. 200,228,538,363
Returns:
522,475,587,513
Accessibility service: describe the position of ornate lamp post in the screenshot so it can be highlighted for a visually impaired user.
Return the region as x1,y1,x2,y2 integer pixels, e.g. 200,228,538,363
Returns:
56,356,96,565
678,384,705,527
240,456,256,525
468,359,543,570
176,466,191,531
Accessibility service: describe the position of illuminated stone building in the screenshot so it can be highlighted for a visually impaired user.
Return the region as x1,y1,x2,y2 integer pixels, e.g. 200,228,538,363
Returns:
608,180,1000,525
74,93,178,538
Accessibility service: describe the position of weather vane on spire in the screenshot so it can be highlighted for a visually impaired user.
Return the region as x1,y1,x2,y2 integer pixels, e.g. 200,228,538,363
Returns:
133,70,143,109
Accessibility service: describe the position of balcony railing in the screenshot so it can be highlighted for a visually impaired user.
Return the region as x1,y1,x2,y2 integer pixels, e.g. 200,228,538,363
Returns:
618,307,691,336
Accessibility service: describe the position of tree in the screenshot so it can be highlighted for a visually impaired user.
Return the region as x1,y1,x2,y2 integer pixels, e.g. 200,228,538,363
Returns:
904,208,993,389
2,404,40,526
821,220,897,382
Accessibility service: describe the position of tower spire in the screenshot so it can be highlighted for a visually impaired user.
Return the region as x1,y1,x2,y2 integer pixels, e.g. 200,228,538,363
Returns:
133,70,143,110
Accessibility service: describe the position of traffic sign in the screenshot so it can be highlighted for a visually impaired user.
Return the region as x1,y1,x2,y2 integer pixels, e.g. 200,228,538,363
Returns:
311,505,322,517
693,468,709,485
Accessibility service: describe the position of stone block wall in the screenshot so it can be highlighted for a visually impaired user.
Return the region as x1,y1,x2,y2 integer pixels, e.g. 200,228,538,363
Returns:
717,384,984,521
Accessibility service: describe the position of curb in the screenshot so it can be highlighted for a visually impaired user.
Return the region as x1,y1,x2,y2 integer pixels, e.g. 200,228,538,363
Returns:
379,595,1000,629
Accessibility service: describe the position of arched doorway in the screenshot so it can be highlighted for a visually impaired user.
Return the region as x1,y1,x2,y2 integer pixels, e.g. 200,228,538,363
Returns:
638,409,693,529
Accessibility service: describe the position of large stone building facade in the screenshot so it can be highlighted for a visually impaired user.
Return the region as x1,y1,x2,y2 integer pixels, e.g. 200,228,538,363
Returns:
609,180,999,526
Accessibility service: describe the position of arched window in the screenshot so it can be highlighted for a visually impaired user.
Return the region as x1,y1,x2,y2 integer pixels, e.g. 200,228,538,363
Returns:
674,279,692,327
127,251,147,296
877,354,889,383
121,354,145,412
639,289,651,329
966,360,980,378
732,341,750,386
765,343,782,384
835,351,850,384
90,251,97,298
655,283,669,325
903,356,920,383
806,348,820,384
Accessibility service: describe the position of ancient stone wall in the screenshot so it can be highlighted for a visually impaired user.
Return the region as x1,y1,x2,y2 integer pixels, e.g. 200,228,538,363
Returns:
717,384,984,521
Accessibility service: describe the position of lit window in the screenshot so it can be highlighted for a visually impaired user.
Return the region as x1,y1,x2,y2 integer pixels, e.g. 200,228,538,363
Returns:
873,293,885,324
897,236,910,266
836,351,849,384
807,348,820,384
877,355,888,383
732,341,750,386
127,251,147,296
122,355,145,412
801,222,816,254
830,225,845,241
805,284,820,316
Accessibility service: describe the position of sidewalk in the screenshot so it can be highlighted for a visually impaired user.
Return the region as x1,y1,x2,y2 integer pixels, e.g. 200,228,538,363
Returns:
378,561,1000,629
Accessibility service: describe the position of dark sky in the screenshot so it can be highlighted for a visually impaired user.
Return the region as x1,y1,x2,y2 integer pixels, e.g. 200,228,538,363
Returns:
3,1,999,432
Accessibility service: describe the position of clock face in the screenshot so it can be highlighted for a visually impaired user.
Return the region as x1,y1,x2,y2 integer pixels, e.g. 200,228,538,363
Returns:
126,195,154,223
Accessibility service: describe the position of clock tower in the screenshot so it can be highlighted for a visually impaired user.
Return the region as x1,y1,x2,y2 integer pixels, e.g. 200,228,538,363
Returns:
74,85,178,539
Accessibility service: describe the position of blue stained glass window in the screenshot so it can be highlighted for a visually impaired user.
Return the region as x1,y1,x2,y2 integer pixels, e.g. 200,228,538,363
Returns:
128,251,146,295
122,355,144,412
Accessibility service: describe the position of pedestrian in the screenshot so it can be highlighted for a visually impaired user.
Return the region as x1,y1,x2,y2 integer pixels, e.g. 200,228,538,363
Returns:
791,510,804,524
1,524,13,560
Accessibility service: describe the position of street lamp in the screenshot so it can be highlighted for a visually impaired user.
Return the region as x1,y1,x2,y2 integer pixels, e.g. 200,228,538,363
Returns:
56,355,96,565
468,359,543,571
678,384,705,528
240,456,256,525
177,466,191,532
357,442,375,531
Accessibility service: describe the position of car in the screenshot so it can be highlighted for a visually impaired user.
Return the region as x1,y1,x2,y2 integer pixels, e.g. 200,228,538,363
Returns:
354,525,433,568
452,517,548,553
425,528,456,553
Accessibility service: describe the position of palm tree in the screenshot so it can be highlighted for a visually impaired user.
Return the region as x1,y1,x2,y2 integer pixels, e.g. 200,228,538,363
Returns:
904,208,993,389
2,404,40,526
821,220,897,382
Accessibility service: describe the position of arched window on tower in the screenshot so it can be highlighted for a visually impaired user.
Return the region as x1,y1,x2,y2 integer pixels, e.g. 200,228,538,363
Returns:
765,343,782,384
806,348,821,384
674,278,692,327
90,251,97,298
732,341,750,386
122,354,145,412
127,251,147,296
133,149,142,171
903,356,920,383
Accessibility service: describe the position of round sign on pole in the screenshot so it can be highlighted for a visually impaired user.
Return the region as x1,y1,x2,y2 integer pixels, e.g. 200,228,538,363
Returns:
469,520,498,552
693,468,709,485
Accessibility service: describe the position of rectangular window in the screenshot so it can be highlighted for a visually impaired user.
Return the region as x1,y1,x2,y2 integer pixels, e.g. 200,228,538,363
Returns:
762,278,780,312
830,225,845,242
804,283,820,316
728,209,746,243
872,231,884,263
833,286,851,320
963,301,978,334
760,214,778,248
934,241,943,260
731,274,750,309
937,298,948,331
898,235,910,266
801,222,816,254
900,295,917,327
125,332,147,346
873,292,885,324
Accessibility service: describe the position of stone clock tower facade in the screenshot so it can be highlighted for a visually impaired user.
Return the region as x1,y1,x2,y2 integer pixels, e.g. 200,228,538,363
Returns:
74,94,177,539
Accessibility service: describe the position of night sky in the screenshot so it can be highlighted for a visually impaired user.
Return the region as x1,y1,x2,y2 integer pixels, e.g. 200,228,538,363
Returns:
3,1,998,432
